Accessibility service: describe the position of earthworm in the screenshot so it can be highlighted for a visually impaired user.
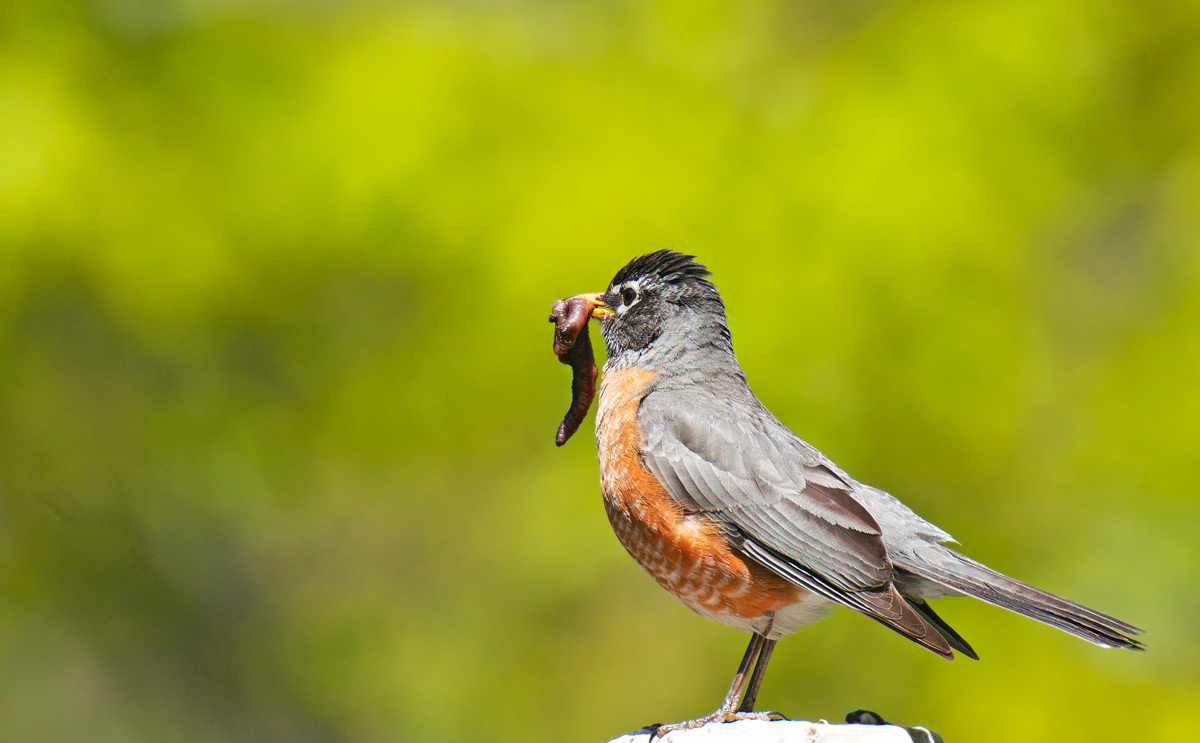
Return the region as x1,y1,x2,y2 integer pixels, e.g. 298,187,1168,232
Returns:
549,296,598,446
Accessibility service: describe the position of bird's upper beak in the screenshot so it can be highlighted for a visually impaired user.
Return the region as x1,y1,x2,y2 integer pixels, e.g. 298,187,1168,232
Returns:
571,292,614,319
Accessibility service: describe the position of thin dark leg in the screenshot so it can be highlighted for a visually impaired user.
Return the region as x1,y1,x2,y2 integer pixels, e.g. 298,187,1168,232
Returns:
736,637,777,713
716,632,766,714
650,633,772,739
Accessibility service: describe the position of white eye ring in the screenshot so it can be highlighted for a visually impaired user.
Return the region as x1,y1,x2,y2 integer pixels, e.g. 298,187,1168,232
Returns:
610,281,642,314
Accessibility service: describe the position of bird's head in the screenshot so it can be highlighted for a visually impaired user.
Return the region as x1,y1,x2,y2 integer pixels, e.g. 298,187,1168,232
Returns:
563,250,733,372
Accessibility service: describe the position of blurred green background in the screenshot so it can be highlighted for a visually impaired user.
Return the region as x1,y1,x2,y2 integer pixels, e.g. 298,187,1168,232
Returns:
2,0,1198,741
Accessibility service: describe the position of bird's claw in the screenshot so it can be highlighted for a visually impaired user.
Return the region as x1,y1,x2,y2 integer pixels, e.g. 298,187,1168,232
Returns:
648,710,782,739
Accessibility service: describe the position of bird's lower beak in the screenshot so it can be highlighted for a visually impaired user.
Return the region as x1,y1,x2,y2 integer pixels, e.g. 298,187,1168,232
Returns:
572,292,614,319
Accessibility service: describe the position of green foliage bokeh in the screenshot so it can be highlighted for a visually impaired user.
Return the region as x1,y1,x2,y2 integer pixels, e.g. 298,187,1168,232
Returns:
2,1,1198,741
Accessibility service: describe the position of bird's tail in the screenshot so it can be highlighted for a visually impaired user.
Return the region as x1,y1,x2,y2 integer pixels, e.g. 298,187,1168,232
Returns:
895,545,1145,651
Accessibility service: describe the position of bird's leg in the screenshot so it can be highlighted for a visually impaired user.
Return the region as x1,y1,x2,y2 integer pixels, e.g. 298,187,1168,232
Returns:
736,636,777,713
711,632,766,716
650,633,779,739
738,614,785,718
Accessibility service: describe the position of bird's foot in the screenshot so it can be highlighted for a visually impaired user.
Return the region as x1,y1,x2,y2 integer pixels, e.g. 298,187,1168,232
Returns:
648,709,787,739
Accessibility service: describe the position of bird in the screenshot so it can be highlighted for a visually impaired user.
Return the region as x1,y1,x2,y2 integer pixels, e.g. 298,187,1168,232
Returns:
559,249,1143,736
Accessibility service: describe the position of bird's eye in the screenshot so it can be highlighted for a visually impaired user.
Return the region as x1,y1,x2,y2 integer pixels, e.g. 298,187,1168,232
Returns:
620,286,638,306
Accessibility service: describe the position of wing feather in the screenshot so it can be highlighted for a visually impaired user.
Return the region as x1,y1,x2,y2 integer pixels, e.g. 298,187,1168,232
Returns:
638,389,956,658
640,392,890,593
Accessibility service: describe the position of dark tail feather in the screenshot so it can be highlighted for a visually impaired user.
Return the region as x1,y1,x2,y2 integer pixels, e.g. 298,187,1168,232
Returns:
899,546,1145,651
909,598,979,660
856,584,957,660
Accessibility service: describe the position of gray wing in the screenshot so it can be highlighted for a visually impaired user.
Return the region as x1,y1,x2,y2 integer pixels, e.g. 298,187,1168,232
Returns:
639,390,892,598
638,390,959,658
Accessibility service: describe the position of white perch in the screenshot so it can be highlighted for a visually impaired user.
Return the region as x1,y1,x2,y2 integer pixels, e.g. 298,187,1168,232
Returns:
607,719,942,743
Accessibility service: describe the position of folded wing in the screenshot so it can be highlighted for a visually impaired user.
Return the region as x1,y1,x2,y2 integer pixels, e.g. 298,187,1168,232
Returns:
639,391,957,658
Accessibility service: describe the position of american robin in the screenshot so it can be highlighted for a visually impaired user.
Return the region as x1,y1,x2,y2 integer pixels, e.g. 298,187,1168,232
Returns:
560,250,1143,736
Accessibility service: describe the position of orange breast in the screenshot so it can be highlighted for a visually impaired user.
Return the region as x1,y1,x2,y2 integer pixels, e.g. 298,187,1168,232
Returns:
595,368,802,620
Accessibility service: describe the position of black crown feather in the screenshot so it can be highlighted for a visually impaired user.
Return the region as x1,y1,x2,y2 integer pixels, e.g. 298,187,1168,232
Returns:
611,250,712,287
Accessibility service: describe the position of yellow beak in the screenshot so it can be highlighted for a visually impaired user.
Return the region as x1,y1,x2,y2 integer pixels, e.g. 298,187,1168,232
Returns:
572,292,614,319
